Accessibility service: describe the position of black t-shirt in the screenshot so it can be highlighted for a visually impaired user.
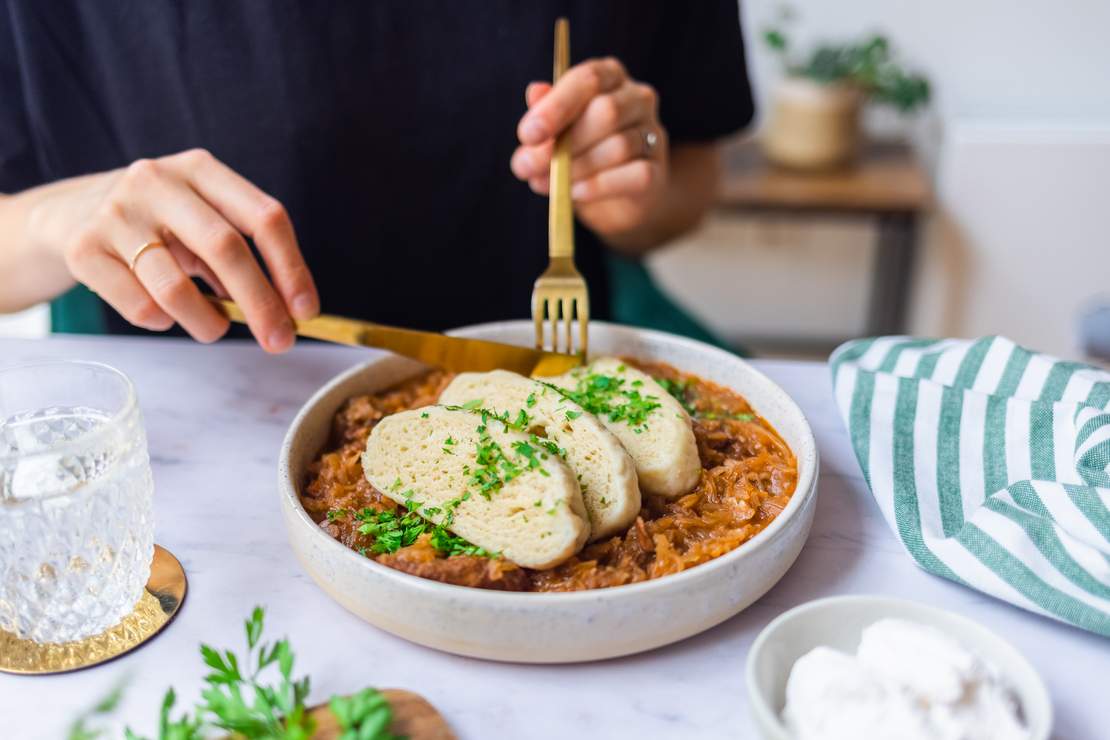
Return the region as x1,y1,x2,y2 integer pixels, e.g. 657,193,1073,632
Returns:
0,1,753,333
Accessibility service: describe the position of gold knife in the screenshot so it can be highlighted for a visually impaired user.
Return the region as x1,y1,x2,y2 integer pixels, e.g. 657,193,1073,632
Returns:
208,298,582,377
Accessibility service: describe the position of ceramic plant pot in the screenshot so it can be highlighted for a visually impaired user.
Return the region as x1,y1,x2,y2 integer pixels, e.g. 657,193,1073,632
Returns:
762,77,862,170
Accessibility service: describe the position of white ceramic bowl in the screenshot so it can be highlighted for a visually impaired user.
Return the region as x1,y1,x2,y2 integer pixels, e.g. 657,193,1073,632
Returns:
279,321,819,662
746,595,1053,740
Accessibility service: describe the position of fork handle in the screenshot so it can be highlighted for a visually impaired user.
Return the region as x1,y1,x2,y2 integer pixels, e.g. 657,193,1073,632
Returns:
548,18,574,260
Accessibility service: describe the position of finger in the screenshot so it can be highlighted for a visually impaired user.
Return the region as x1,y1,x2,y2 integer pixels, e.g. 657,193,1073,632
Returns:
570,159,660,203
163,149,319,320
517,58,626,145
66,239,174,331
527,176,549,196
124,237,229,343
512,83,659,180
513,124,649,182
564,81,655,155
139,177,295,353
525,81,551,107
165,234,228,298
510,140,553,181
569,128,644,181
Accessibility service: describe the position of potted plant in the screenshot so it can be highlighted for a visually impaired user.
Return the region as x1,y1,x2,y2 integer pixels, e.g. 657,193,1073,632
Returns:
760,22,930,170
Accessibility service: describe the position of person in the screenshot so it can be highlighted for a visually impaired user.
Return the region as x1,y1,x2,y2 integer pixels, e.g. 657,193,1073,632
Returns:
0,2,753,353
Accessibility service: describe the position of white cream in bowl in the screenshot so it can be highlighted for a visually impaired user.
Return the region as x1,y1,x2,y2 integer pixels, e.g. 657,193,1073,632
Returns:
746,596,1052,740
783,619,1027,740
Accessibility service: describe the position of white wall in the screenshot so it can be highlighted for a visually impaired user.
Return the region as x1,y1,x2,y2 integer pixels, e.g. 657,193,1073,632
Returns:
740,0,1110,125
653,0,1110,359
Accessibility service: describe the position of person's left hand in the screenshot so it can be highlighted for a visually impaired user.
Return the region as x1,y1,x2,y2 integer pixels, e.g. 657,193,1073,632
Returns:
511,58,668,240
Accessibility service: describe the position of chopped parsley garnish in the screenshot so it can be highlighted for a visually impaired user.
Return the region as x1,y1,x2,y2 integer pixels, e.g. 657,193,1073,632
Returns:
531,433,566,459
657,377,698,416
420,411,430,418
469,422,525,498
544,372,662,432
352,497,494,559
657,376,754,422
461,398,483,410
354,508,425,553
443,435,456,454
511,440,551,477
429,527,494,558
526,392,537,407
326,508,348,522
565,409,582,421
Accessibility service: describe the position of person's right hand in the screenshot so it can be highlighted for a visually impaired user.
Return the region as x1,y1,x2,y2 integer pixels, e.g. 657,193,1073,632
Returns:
29,149,318,353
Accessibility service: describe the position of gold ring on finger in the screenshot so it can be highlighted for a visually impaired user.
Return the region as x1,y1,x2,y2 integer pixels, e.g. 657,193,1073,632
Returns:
128,240,168,272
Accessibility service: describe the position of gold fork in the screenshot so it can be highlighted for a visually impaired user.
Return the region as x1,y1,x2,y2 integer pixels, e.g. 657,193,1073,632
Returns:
531,17,589,356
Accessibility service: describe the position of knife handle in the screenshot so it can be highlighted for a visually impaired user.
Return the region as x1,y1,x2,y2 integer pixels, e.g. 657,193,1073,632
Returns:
206,296,376,347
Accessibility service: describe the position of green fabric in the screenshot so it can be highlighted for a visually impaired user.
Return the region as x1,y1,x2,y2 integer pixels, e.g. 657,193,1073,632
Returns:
50,284,106,334
606,252,746,356
830,336,1110,637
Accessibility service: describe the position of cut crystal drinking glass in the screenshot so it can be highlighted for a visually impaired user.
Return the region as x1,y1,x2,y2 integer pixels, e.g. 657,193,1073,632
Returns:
0,361,154,644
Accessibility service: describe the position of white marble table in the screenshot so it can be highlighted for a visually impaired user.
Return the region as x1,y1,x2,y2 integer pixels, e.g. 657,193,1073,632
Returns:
1,336,1104,740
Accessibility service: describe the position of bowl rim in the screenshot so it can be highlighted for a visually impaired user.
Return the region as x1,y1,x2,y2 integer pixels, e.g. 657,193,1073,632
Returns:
744,594,1054,739
279,319,819,604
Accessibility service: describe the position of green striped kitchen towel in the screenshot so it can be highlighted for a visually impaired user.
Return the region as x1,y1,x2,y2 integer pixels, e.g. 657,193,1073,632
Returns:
830,336,1110,636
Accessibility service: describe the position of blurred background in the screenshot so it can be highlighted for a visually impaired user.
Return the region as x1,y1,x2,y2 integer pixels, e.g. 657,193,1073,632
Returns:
3,0,1108,363
655,0,1110,363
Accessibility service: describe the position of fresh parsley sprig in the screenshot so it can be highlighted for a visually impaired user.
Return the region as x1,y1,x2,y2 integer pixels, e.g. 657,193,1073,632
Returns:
70,608,403,740
330,689,402,740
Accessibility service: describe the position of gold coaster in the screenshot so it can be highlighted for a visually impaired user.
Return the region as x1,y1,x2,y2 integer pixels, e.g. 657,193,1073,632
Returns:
0,544,187,675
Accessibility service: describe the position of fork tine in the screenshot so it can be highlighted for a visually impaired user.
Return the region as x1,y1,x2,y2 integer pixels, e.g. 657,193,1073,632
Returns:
578,297,589,357
550,298,561,353
563,297,572,352
533,299,544,350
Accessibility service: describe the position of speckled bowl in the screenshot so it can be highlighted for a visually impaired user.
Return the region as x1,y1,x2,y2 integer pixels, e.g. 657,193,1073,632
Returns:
279,321,819,662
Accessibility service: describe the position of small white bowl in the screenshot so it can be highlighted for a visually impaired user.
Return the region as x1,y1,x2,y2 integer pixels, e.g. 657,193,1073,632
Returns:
279,320,819,662
746,595,1053,740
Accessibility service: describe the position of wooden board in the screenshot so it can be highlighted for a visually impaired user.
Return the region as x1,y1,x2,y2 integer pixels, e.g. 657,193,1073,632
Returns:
308,688,455,740
716,137,932,213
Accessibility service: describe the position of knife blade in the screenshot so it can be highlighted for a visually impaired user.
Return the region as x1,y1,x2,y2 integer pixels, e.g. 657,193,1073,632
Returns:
208,298,582,377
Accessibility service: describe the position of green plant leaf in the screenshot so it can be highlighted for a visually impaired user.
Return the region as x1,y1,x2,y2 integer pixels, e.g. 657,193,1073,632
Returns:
245,606,264,649
71,607,401,740
763,28,788,51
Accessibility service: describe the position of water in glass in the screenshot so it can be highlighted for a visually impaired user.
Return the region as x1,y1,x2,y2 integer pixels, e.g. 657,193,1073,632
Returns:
0,362,154,644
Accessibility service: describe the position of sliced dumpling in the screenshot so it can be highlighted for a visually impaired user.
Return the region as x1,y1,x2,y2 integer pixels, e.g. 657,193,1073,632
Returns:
440,370,641,540
549,357,700,498
362,406,588,569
